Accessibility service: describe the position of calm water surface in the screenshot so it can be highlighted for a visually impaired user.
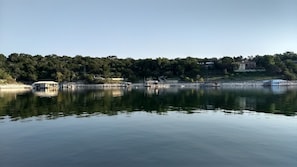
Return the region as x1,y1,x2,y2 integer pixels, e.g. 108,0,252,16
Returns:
0,87,297,167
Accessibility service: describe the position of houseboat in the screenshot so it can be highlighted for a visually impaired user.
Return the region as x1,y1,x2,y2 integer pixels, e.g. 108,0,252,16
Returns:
32,81,59,90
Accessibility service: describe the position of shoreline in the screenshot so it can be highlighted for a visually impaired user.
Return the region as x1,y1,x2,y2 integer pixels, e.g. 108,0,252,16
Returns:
0,84,32,90
61,80,297,90
2,79,297,91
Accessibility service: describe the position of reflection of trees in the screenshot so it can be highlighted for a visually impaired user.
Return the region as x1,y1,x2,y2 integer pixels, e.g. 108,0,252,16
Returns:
0,88,296,120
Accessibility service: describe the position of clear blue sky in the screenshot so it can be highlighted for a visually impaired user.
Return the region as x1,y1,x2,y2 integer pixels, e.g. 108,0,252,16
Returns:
0,0,296,59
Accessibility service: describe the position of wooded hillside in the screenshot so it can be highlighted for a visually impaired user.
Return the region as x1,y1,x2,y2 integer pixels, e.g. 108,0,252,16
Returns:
0,52,297,83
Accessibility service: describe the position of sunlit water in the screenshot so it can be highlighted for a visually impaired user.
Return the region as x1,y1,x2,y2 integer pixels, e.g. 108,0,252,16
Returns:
0,88,297,167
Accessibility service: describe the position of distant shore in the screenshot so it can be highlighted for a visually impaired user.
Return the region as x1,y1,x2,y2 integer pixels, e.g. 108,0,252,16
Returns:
2,79,297,91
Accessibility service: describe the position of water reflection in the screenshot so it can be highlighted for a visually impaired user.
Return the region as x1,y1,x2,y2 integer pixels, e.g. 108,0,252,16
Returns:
33,89,58,97
0,87,297,120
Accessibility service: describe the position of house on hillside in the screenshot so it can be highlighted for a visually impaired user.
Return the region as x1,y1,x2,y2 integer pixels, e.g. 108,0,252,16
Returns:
93,76,125,83
198,61,215,68
234,61,265,72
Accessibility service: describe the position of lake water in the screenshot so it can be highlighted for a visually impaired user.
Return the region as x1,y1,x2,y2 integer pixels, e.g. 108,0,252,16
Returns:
0,87,297,167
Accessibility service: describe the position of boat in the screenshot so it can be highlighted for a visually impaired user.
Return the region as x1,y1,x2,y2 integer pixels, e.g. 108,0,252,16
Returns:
144,80,169,88
32,81,59,90
263,79,291,86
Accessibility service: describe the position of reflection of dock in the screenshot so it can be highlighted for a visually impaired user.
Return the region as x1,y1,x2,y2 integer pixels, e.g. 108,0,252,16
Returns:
92,89,126,98
145,87,160,95
33,89,58,97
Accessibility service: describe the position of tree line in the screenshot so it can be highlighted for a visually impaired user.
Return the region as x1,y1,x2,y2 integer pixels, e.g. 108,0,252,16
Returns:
0,52,297,83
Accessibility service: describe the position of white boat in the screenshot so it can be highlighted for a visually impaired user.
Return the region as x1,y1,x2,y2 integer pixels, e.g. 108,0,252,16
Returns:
263,79,290,86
